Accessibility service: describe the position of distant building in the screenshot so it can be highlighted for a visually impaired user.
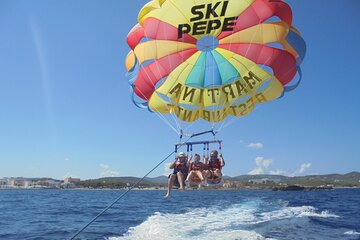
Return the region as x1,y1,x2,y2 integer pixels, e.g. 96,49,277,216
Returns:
223,181,231,189
36,179,62,188
13,178,29,188
248,178,272,185
64,177,80,184
0,178,35,188
0,178,10,188
0,178,64,189
23,179,35,188
62,177,80,188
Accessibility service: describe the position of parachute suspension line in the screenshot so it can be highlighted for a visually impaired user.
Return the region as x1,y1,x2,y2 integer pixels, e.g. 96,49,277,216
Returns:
134,83,179,135
172,113,182,135
133,37,181,135
175,129,221,159
212,121,216,133
217,116,237,132
150,24,183,135
69,149,176,240
182,120,199,136
179,129,183,143
175,140,221,159
135,88,177,133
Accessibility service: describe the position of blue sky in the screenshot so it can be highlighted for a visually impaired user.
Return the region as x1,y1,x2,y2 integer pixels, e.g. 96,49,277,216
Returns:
0,0,359,180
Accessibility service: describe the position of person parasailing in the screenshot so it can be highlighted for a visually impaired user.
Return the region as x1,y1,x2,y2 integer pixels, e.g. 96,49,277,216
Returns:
165,152,190,198
185,153,206,188
205,149,225,183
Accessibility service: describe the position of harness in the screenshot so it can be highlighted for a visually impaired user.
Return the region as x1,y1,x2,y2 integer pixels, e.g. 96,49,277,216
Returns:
208,158,221,170
175,161,188,172
190,162,204,171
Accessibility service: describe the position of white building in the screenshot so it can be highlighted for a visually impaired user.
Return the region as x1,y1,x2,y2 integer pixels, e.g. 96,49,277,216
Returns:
0,178,10,188
248,178,272,185
64,177,80,184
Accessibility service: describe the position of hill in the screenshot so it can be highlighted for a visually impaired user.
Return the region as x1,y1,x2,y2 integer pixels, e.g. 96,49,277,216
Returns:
76,176,169,189
73,172,360,189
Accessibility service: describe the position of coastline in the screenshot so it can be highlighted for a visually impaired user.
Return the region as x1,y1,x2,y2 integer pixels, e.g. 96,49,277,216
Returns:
1,186,360,191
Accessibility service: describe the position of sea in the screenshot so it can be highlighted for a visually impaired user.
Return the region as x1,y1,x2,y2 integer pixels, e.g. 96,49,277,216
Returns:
0,189,359,240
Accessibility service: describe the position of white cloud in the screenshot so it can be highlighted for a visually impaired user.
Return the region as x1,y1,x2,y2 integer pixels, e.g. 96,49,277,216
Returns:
248,157,273,175
299,163,311,174
99,164,120,178
247,143,264,149
248,159,312,177
64,157,70,161
290,163,312,176
256,157,272,168
100,164,109,169
248,167,264,175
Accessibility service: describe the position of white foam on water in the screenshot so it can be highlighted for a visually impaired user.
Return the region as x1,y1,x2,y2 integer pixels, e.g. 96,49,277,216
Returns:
108,200,338,240
108,205,271,240
344,230,360,235
260,206,339,222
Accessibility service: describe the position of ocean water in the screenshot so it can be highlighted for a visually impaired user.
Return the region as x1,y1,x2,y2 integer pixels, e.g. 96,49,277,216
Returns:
0,189,359,240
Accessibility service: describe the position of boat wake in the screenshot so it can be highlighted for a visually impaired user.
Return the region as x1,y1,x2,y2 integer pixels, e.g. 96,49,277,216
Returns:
108,199,341,240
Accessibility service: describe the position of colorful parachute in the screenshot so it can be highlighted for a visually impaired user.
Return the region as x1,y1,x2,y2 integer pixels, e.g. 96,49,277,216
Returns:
125,0,306,123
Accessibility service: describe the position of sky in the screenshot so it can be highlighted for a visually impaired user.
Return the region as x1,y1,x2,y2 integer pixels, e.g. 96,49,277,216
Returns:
0,0,359,180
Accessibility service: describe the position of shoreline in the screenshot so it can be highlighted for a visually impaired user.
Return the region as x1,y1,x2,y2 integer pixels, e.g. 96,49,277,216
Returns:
1,186,360,191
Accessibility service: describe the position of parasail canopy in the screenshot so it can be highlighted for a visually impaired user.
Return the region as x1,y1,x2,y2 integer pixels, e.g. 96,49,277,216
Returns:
126,0,306,123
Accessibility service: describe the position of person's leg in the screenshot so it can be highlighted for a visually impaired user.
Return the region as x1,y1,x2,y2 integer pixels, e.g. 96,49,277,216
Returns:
177,172,185,190
214,169,222,178
185,171,194,188
165,174,176,198
204,170,210,183
195,171,204,181
186,171,194,182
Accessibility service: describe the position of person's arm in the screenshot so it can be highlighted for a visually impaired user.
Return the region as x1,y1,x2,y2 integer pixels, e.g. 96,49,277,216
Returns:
203,155,209,164
187,154,193,165
169,158,177,169
219,154,225,167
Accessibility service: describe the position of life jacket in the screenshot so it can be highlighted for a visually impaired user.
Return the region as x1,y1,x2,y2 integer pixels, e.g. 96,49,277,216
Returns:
190,162,204,171
208,158,221,170
175,161,188,172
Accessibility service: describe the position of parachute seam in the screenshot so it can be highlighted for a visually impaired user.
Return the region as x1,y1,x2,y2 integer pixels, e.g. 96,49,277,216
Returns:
217,10,263,131
138,26,183,134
